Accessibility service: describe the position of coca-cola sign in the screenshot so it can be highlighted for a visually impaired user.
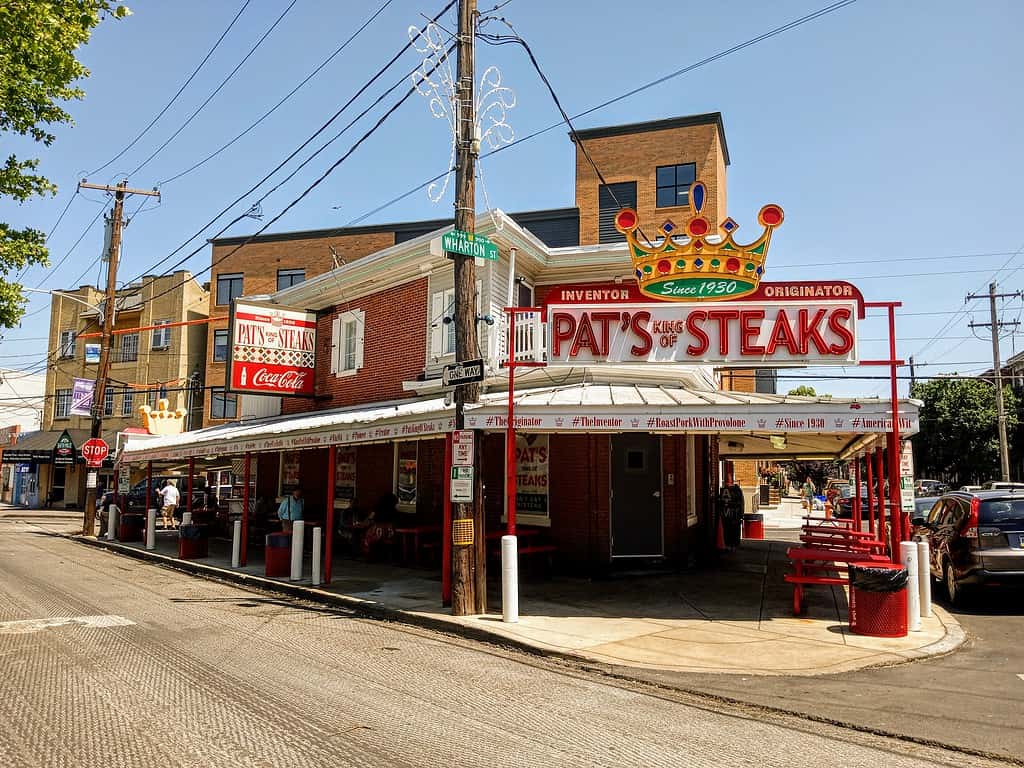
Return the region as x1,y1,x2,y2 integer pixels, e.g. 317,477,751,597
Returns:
227,300,317,398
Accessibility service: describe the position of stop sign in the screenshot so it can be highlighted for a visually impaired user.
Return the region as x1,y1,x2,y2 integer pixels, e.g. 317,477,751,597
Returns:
81,438,109,467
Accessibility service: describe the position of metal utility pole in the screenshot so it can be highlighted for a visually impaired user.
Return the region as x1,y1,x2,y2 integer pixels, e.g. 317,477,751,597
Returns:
908,355,916,391
450,0,484,616
967,282,1022,482
78,180,159,535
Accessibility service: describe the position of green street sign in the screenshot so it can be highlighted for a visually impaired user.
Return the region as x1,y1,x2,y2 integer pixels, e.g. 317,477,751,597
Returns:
442,229,498,261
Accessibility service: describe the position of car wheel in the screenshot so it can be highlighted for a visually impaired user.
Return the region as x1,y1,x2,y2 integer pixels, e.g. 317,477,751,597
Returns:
944,558,967,607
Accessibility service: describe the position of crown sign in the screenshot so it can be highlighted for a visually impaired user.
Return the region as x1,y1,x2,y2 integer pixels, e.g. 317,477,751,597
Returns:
139,398,188,436
615,180,783,301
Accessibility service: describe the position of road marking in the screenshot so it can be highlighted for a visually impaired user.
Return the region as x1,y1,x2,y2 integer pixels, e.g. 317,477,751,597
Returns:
1018,674,1024,682
0,615,135,635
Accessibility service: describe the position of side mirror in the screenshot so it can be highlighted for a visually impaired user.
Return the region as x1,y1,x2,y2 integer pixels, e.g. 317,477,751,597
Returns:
911,516,927,527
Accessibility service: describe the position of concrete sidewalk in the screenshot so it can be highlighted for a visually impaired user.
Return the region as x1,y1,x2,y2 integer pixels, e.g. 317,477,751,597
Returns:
53,521,961,678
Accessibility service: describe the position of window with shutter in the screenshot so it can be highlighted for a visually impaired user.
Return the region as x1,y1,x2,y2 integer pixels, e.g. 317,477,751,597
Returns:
598,181,637,243
333,310,365,376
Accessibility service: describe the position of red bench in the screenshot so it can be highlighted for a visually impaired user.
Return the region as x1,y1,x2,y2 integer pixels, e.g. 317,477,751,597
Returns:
786,546,891,615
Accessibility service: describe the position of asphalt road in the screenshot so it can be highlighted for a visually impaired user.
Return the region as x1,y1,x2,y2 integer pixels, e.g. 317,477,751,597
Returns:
0,522,1016,768
620,533,1024,763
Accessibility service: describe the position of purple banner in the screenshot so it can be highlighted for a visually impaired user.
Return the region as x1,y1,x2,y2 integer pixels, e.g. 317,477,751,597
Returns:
70,378,95,417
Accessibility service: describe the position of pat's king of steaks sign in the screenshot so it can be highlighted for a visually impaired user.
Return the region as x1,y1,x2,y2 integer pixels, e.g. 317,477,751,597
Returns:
546,181,862,367
227,300,318,397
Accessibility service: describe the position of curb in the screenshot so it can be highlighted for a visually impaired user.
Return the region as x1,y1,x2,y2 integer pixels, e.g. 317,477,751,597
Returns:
69,535,581,665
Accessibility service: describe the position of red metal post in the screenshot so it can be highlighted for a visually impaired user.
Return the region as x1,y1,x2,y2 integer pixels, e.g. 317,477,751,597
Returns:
865,451,875,534
886,304,904,555
853,456,862,530
241,452,251,566
506,308,517,536
874,447,887,553
442,432,452,606
325,444,336,585
187,457,194,520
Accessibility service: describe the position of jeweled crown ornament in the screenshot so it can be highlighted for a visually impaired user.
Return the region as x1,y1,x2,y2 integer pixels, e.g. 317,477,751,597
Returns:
139,398,187,436
615,180,783,301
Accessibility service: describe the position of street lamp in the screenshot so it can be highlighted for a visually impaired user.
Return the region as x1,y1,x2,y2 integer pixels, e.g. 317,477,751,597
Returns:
22,288,102,312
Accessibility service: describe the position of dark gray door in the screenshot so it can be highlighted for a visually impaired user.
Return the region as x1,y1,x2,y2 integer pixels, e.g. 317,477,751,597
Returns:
611,434,663,557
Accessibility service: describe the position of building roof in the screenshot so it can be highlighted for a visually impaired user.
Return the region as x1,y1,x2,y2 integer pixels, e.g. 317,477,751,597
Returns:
571,112,730,166
120,383,919,464
209,207,582,249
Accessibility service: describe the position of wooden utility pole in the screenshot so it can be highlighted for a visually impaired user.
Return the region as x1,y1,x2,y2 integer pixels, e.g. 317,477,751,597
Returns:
450,0,485,616
78,180,159,535
967,282,1022,482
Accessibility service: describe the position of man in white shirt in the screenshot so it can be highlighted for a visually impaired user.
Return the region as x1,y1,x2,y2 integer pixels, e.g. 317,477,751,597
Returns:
158,480,180,530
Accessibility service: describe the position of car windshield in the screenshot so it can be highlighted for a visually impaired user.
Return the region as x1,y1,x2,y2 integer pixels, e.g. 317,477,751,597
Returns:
979,499,1024,525
914,498,936,513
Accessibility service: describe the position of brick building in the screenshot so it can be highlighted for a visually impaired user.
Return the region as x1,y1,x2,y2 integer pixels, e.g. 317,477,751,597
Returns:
122,112,918,590
34,271,208,508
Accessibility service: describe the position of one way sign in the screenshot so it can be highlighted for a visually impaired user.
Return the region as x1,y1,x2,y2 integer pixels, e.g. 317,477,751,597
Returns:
442,358,484,387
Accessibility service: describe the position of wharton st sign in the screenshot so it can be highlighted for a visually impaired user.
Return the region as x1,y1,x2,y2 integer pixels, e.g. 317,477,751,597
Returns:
547,300,859,367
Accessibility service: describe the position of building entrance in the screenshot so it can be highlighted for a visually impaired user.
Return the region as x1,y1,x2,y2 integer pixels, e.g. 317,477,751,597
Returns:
610,434,663,558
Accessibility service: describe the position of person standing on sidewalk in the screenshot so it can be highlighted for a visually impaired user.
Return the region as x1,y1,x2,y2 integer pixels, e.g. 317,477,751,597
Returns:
801,476,817,511
158,480,180,530
277,487,304,534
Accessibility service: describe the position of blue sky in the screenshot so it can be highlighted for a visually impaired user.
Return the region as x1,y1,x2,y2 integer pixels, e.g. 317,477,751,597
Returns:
2,0,1022,398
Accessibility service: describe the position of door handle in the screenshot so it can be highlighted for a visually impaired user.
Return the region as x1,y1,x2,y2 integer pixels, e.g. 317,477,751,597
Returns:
652,491,661,498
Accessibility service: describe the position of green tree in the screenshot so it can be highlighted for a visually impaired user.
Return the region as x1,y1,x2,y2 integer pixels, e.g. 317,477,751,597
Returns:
0,1,129,326
911,377,1017,485
787,385,817,397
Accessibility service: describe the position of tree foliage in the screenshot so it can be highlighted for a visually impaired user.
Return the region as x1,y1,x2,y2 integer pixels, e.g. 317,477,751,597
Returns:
911,378,1017,485
787,385,818,397
0,1,129,326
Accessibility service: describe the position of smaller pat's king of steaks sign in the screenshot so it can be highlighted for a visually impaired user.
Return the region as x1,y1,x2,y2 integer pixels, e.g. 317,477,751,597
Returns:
228,300,317,397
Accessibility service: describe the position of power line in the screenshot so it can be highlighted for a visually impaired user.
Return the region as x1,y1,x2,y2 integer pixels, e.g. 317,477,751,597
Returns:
157,0,397,186
348,0,859,226
120,0,458,287
88,1,253,177
125,0,298,179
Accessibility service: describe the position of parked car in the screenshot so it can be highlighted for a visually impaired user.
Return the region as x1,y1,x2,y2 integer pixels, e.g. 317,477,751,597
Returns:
914,496,939,516
835,490,870,519
123,475,208,521
915,479,947,496
911,490,1024,605
980,481,1024,491
959,485,982,492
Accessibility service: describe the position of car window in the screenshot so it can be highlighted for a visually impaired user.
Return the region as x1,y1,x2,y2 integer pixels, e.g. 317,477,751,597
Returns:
980,499,1024,525
947,498,970,527
927,500,947,525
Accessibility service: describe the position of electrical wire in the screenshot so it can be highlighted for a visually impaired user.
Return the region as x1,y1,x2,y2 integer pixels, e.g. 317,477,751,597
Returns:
157,0,397,186
88,0,253,177
347,0,858,226
125,0,298,179
119,0,458,287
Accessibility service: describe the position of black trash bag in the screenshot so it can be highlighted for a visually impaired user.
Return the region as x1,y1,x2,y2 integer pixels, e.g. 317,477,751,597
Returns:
848,564,908,592
178,524,205,540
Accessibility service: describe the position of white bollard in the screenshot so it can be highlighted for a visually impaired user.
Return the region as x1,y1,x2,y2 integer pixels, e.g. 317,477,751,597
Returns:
146,509,156,551
231,520,241,568
501,535,519,623
312,527,322,586
290,520,304,581
899,541,921,632
917,539,932,618
181,511,192,527
107,505,119,541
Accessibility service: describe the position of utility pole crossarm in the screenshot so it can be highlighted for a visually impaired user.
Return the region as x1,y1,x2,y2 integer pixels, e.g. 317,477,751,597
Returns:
78,181,160,197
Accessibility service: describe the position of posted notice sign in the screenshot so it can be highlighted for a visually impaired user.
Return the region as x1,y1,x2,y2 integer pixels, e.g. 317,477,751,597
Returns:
451,466,474,503
452,430,474,467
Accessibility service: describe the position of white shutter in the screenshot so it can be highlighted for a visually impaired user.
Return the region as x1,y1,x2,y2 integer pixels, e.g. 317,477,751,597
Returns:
354,310,365,370
430,291,444,359
330,317,340,374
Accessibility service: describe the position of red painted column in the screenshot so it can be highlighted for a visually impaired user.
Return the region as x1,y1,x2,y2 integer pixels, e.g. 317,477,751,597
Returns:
187,457,194,519
442,433,452,606
874,448,887,554
325,445,336,584
853,456,862,530
865,451,875,534
241,452,251,566
506,309,517,536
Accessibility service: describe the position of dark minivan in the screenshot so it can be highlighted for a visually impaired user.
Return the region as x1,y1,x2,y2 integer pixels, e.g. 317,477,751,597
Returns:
913,490,1024,605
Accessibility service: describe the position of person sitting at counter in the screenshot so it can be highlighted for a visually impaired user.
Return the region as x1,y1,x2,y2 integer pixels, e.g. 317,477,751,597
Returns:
277,487,304,533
